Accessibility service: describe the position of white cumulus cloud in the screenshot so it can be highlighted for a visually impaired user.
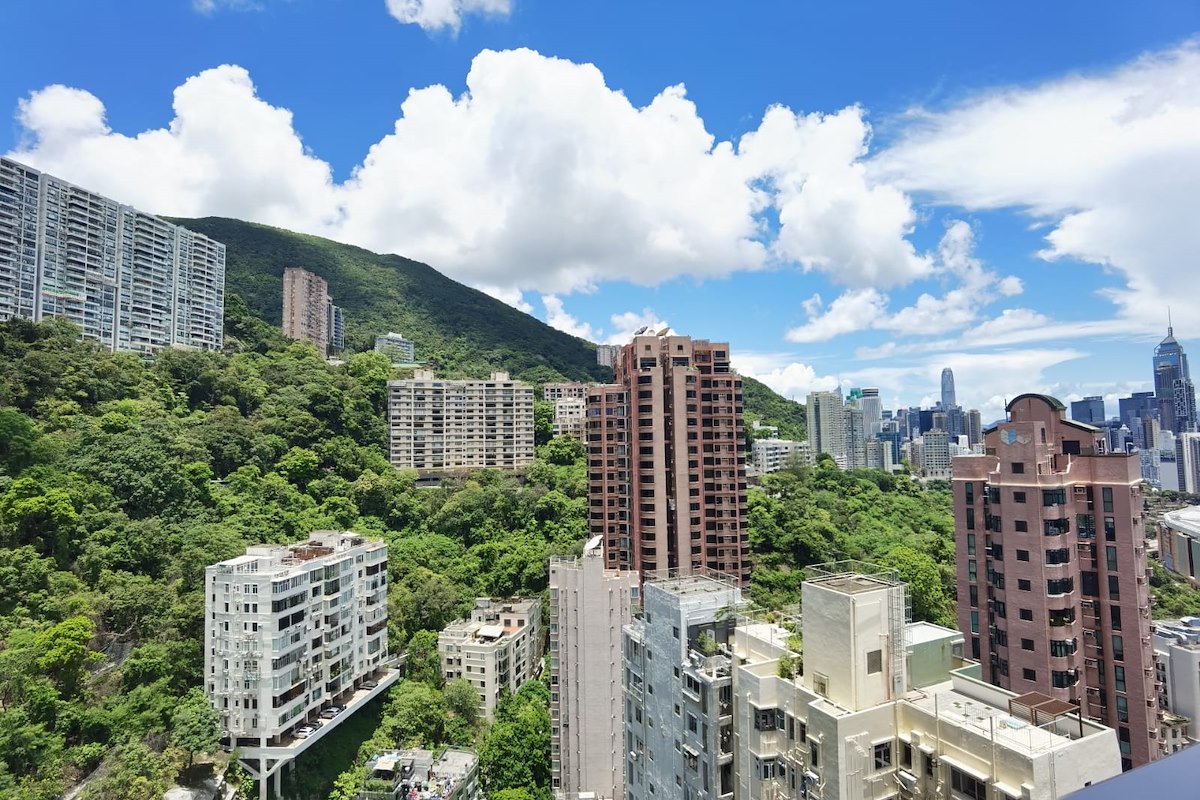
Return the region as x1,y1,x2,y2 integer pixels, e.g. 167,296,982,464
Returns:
385,0,511,33
6,49,937,305
875,40,1200,338
541,295,597,341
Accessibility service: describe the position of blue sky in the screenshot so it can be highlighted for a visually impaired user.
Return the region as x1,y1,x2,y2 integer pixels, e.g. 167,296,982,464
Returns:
3,1,1199,422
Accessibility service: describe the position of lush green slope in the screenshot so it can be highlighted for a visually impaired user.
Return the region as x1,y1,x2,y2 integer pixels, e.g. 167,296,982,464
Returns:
174,217,807,435
176,217,611,383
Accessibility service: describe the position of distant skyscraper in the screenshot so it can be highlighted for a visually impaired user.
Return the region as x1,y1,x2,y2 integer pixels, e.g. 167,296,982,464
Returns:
940,367,957,409
966,409,983,446
1071,395,1106,425
807,390,848,467
0,156,225,352
1154,321,1195,433
860,387,883,438
587,333,748,583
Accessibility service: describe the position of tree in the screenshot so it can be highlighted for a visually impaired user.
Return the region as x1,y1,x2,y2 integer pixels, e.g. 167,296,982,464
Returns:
533,400,554,446
444,678,481,726
405,629,443,687
171,688,220,767
35,616,101,698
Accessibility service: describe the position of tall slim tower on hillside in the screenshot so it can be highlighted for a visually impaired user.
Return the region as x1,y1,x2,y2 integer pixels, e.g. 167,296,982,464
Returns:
940,367,957,409
952,393,1161,771
586,332,749,584
1154,320,1196,434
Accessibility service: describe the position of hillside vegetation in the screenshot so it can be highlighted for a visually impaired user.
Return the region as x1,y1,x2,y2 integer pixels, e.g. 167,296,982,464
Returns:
175,217,805,438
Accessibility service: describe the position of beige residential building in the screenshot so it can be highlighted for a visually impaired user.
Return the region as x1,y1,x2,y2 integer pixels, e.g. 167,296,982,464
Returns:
544,382,588,402
624,565,1122,800
439,598,543,721
549,537,640,799
750,437,811,475
552,397,587,440
387,370,535,472
282,267,343,355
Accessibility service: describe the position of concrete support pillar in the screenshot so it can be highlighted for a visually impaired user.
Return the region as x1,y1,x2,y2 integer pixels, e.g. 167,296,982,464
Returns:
273,768,282,798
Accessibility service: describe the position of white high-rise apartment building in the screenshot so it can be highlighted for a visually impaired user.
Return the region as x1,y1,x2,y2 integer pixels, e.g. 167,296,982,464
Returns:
807,390,848,467
387,370,535,472
861,387,883,438
624,566,1122,800
1150,618,1199,754
204,532,393,799
0,156,225,352
921,429,952,478
439,598,543,721
549,537,641,799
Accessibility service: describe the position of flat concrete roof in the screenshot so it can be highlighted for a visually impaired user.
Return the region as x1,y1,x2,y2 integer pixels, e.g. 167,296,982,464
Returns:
811,574,895,595
1163,505,1200,535
906,621,963,647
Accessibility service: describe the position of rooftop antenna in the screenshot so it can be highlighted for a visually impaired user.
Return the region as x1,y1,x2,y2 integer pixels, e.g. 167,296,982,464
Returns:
1168,306,1174,336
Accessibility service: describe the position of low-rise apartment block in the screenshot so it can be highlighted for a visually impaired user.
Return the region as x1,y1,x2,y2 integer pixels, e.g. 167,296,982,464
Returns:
374,332,416,365
750,437,810,475
359,748,481,800
544,382,588,402
439,598,543,721
387,370,535,472
0,156,225,352
623,565,1122,800
204,532,394,799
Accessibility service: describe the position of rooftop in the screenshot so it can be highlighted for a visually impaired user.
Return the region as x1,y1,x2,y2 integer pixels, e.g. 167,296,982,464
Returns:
211,531,380,576
364,747,477,799
1162,504,1200,534
905,620,963,647
1063,740,1200,799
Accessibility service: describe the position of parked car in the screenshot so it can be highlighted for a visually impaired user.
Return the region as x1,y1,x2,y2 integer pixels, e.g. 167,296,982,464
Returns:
361,680,379,690
295,725,317,738
319,706,344,719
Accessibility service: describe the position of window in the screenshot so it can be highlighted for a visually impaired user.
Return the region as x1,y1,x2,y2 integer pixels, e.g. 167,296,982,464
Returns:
1111,606,1122,631
873,741,892,770
1104,516,1117,541
1106,546,1119,572
1081,571,1099,597
1114,665,1126,692
1046,547,1071,565
1050,639,1076,657
753,709,775,731
967,533,976,555
923,752,934,777
1019,608,1033,621
867,649,883,674
1021,638,1035,651
1013,491,1026,503
1116,695,1129,723
1014,520,1028,532
1051,670,1078,688
951,767,987,800
1016,549,1030,562
970,611,979,634
1043,489,1066,506
1112,635,1124,662
901,741,913,769
1011,462,1025,474
1047,577,1074,595
1102,487,1114,513
968,561,977,582
1108,574,1121,601
969,586,979,608
966,509,976,531
1018,579,1032,591
965,483,974,504
1049,608,1076,627
1022,668,1037,681
810,741,820,768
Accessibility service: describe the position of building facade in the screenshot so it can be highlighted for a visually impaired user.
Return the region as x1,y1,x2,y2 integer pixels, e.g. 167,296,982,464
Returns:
438,598,543,721
374,332,416,364
623,567,1121,800
1158,506,1200,586
1071,396,1107,426
549,537,641,799
204,532,389,742
1151,617,1200,753
552,397,587,440
586,334,749,584
750,438,811,475
387,370,535,472
921,429,952,479
1154,324,1196,434
807,390,848,468
596,344,621,368
1176,432,1200,494
544,382,588,402
0,156,225,352
952,394,1161,770
282,267,342,356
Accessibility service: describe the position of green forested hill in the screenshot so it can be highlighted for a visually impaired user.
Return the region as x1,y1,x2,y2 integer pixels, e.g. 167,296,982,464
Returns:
174,217,805,437
176,216,610,383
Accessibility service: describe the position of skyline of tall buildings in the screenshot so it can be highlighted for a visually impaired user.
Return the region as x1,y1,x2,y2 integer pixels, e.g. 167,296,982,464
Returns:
0,156,226,353
585,333,750,584
952,393,1160,771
